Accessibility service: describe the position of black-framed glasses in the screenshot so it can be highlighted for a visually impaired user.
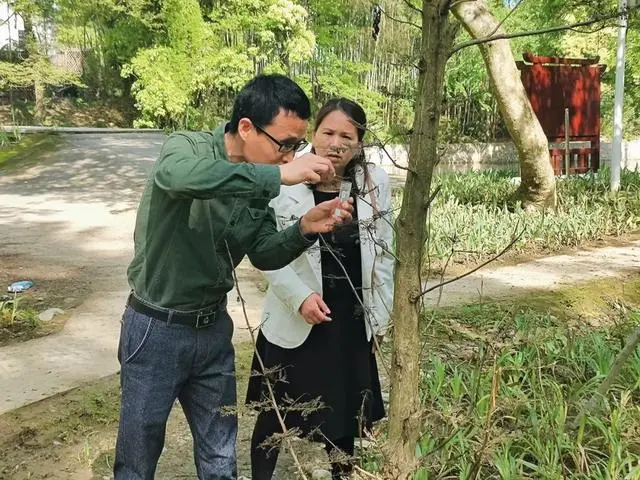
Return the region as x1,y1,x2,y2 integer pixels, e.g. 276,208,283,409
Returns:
255,124,308,153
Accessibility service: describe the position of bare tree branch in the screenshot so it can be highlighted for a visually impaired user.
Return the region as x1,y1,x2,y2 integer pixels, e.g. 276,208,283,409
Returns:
402,0,423,16
421,185,440,304
0,12,17,27
433,235,456,308
347,116,416,175
379,5,422,30
469,355,499,480
572,315,640,429
568,22,618,34
365,139,415,174
225,241,309,480
358,189,399,236
450,7,638,55
415,225,525,301
318,234,392,377
490,0,526,38
424,184,441,210
384,60,422,70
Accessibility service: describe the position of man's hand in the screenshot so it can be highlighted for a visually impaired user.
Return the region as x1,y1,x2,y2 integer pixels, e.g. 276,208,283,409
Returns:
300,198,353,235
279,153,335,186
299,293,332,325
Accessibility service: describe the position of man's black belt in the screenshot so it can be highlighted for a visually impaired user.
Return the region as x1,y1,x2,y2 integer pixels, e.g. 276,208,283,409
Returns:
127,293,225,329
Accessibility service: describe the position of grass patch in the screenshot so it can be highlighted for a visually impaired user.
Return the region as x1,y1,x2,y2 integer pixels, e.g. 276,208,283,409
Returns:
0,132,62,172
406,278,640,479
411,168,640,271
510,278,640,325
0,374,122,479
0,293,43,345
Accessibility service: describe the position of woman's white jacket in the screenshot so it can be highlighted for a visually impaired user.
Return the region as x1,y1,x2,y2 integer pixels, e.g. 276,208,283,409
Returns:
260,164,395,349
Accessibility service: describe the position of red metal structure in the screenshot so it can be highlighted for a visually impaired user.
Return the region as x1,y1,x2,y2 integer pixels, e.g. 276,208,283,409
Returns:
516,53,607,175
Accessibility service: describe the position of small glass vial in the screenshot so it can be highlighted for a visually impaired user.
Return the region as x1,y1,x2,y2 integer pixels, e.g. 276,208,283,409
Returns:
335,180,352,217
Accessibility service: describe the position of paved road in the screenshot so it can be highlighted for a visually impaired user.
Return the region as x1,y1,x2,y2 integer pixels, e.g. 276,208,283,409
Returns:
0,133,266,414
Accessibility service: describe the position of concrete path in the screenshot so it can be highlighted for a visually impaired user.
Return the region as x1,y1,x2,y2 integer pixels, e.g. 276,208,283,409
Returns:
422,241,640,306
0,133,263,414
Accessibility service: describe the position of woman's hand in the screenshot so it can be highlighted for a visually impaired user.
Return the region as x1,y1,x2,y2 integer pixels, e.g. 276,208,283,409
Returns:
299,293,332,325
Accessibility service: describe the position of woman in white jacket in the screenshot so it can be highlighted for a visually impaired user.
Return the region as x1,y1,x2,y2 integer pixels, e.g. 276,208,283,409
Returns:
246,98,395,479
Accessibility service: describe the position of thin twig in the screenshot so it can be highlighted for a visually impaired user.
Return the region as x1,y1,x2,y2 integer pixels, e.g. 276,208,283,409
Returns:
419,227,455,358
425,184,442,210
319,234,391,378
416,225,525,301
490,0,526,38
380,60,422,70
0,12,16,27
572,315,640,429
354,464,382,478
379,5,421,30
435,238,456,309
422,185,438,297
469,354,499,480
276,206,400,262
450,6,638,55
225,241,309,480
319,427,383,478
358,120,416,175
338,119,410,173
402,0,423,16
568,23,617,34
358,190,399,235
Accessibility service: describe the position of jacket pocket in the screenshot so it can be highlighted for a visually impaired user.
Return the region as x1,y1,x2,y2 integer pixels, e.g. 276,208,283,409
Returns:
247,207,268,221
230,206,269,250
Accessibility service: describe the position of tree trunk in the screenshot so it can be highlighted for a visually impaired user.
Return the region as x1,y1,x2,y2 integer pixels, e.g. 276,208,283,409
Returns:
34,79,45,125
383,2,456,478
19,11,46,125
451,0,556,210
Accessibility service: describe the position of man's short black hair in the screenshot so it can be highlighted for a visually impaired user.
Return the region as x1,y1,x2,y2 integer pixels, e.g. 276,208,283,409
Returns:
228,74,311,133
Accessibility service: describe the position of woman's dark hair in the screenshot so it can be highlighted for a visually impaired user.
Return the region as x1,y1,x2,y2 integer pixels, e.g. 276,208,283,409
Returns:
311,98,370,195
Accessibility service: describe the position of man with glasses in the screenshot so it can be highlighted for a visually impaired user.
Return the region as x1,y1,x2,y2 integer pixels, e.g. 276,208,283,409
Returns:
114,74,352,480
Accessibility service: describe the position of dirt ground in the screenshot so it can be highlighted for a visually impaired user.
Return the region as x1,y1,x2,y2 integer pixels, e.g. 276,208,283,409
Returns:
0,251,92,346
0,341,347,480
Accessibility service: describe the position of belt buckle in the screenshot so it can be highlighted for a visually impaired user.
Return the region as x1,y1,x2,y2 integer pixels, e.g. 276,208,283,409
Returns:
195,309,216,328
